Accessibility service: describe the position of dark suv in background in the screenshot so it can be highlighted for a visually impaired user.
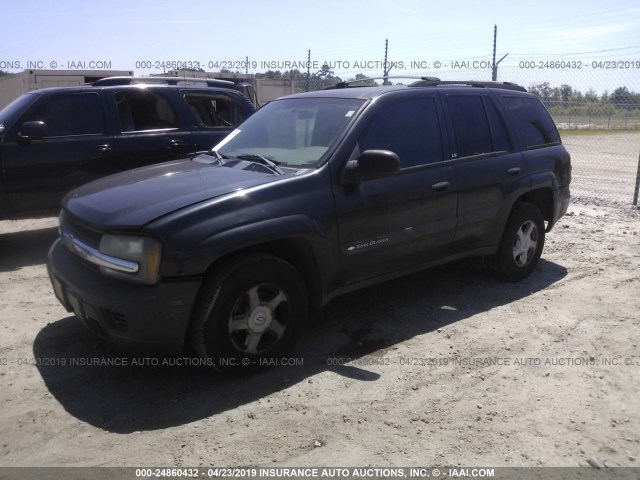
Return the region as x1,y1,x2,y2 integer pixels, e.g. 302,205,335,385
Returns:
47,79,571,373
0,77,256,218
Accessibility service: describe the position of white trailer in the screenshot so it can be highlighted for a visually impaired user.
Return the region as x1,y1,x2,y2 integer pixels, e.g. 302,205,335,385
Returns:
0,69,134,109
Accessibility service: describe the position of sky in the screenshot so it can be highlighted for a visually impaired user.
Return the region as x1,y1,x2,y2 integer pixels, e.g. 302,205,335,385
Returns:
1,0,639,93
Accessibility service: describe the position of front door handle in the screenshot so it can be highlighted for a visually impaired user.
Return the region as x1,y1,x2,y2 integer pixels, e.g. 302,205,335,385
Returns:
431,181,451,192
507,167,521,176
167,139,185,151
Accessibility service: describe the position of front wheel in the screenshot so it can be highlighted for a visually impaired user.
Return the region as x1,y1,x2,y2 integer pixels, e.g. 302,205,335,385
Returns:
496,203,545,281
190,254,308,375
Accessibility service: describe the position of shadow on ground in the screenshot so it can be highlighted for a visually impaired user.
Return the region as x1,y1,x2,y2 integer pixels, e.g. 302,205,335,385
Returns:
33,258,567,433
0,226,58,272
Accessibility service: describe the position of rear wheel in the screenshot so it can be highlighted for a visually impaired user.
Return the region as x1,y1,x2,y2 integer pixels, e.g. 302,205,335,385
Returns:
496,203,545,281
190,254,308,375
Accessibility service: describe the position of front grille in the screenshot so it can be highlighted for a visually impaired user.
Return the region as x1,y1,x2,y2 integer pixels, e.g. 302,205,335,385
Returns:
60,210,103,249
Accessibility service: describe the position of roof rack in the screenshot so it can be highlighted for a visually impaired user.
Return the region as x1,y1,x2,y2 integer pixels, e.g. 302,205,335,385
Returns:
324,76,435,90
90,76,236,88
323,76,526,92
409,78,527,92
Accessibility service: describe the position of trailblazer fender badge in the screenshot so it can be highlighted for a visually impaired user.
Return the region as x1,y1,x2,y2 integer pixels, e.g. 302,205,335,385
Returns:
346,237,390,252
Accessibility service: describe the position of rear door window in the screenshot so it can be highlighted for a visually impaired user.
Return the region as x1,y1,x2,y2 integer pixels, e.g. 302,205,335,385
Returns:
483,97,512,152
447,95,493,158
113,90,179,132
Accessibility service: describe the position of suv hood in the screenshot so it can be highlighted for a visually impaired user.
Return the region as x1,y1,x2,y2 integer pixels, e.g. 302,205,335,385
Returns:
63,158,282,228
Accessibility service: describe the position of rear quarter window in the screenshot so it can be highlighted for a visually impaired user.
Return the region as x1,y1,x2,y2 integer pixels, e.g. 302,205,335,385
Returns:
501,96,560,148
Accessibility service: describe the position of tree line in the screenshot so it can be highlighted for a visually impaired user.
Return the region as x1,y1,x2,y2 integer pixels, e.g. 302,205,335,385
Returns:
527,83,639,109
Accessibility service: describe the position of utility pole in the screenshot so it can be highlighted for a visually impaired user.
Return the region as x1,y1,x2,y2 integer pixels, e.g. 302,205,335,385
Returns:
492,25,497,81
492,25,508,81
306,49,311,92
383,39,391,85
634,151,640,206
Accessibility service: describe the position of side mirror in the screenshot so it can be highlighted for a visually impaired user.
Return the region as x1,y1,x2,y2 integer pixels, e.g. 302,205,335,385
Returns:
17,121,48,143
343,149,400,182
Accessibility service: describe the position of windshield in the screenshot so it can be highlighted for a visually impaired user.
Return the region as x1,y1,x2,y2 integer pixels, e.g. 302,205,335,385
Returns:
0,93,39,135
216,97,366,166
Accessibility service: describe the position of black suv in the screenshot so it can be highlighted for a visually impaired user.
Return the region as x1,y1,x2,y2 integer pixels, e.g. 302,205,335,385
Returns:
47,80,571,373
0,77,256,218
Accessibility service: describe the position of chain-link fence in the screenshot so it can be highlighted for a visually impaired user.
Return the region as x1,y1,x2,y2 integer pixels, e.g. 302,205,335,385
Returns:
542,101,640,131
277,66,640,206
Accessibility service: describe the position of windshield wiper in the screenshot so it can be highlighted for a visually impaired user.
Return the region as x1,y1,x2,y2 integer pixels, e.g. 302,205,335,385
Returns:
235,154,281,168
205,150,229,160
193,149,230,165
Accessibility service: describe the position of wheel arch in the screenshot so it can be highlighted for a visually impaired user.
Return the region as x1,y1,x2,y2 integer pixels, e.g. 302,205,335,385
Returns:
199,237,324,310
514,188,555,231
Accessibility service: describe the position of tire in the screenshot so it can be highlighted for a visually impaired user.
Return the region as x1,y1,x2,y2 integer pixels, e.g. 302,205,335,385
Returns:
190,254,308,375
496,203,545,281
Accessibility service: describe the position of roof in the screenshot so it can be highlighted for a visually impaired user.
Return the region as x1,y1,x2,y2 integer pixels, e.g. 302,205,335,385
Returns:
20,83,243,97
90,76,236,88
285,86,405,100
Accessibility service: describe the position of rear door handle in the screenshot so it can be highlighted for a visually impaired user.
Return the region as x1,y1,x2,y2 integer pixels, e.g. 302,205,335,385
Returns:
96,145,112,155
431,181,451,192
507,167,521,176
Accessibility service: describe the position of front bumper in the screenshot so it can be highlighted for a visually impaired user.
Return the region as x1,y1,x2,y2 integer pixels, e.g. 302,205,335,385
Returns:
47,239,202,354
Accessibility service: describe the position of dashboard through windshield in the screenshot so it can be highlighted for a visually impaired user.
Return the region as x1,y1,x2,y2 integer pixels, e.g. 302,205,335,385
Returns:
216,97,366,166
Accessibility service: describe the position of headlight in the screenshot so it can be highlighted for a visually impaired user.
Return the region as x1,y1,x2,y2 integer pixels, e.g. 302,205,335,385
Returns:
99,234,162,285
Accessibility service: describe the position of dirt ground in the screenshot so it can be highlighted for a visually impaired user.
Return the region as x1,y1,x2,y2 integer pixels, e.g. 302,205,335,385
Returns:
0,196,639,469
562,131,640,205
